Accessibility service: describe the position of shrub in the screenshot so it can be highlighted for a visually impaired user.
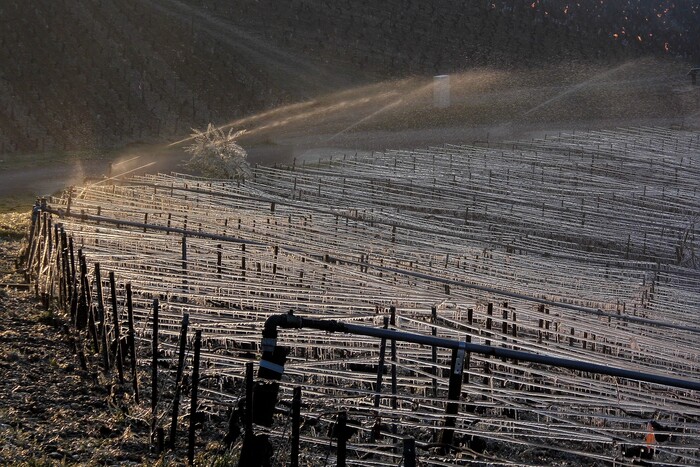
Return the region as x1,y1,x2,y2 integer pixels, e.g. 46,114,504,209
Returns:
184,124,251,180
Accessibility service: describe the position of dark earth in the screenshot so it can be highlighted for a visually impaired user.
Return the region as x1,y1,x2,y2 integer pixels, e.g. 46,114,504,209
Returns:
0,214,151,465
0,214,232,466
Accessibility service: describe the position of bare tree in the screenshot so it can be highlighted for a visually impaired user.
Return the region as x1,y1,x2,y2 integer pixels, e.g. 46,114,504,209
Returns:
184,124,251,180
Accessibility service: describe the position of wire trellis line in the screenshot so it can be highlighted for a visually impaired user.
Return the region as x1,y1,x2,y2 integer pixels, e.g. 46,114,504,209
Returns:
33,126,700,466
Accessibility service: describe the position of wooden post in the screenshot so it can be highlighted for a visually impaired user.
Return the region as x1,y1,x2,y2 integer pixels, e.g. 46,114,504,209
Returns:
126,283,138,403
68,237,77,320
291,387,301,467
182,235,187,271
58,228,68,310
50,224,59,298
46,214,54,279
109,271,124,383
389,306,397,437
156,427,164,454
34,211,47,289
79,253,96,350
181,235,188,296
24,200,39,271
465,308,473,385
273,245,279,276
431,306,438,397
170,313,190,448
151,299,159,439
216,244,222,280
337,411,347,467
501,304,508,362
438,337,467,449
94,263,110,372
403,438,416,467
372,317,388,441
245,361,254,437
60,235,70,313
241,244,246,281
187,329,202,465
374,316,389,408
485,303,493,346
483,303,492,386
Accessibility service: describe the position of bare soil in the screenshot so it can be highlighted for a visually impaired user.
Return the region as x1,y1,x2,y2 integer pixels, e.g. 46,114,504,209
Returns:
0,218,154,465
0,216,233,466
0,291,151,466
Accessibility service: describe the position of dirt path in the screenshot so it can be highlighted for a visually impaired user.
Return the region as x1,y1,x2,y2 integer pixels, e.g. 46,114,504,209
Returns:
0,161,106,199
0,148,191,209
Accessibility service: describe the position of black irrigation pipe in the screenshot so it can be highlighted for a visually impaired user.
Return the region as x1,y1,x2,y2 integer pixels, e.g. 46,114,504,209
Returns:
353,257,700,335
43,206,700,336
26,202,700,464
261,312,700,392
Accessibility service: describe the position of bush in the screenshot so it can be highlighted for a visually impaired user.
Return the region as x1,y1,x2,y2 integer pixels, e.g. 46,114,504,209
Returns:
184,124,251,180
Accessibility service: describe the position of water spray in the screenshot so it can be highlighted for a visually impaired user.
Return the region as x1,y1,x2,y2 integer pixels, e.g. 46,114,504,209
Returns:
78,161,157,198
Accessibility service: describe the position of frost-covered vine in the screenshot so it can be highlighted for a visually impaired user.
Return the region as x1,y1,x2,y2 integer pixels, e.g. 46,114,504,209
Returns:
185,124,251,180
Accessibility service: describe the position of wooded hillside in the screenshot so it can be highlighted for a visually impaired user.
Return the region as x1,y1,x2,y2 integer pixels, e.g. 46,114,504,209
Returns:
0,0,697,154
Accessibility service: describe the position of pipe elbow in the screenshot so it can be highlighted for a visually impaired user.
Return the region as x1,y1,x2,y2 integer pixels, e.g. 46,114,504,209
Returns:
262,311,303,340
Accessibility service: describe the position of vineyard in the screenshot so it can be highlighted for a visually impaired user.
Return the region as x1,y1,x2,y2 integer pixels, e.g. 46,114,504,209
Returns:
25,127,700,465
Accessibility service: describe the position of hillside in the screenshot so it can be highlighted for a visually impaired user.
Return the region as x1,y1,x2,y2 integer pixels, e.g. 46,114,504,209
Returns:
1,0,698,155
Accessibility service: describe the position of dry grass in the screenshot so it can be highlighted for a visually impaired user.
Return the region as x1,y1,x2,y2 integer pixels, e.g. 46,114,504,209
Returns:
0,212,31,238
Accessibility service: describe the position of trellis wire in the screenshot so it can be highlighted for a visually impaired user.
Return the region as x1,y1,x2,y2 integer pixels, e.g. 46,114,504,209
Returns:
30,127,700,465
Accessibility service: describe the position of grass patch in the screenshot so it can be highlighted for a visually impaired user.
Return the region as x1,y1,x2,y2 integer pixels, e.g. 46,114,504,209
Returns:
0,212,31,239
0,150,104,172
38,309,62,328
0,196,37,215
